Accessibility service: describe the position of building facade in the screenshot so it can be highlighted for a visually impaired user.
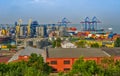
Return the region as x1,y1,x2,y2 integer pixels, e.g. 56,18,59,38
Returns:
46,48,109,72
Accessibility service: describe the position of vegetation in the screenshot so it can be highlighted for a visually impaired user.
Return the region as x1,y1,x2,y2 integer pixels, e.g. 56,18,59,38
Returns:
0,53,52,76
69,37,80,42
114,38,120,47
91,43,100,48
7,44,17,49
1,54,120,76
75,40,86,48
67,57,101,76
65,57,120,76
52,37,62,48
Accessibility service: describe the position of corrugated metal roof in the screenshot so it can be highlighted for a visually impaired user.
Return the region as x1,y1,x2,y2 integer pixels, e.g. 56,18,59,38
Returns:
19,46,44,56
8,47,46,62
102,48,120,56
47,48,109,58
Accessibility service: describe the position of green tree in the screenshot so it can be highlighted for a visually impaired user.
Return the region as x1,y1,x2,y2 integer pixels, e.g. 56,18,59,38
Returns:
28,53,52,75
75,40,86,48
52,37,62,48
101,57,120,76
28,53,38,66
7,44,12,49
69,37,80,42
91,43,99,48
114,38,120,47
0,53,52,76
7,61,28,76
0,63,8,76
52,40,56,48
69,57,103,76
56,37,61,47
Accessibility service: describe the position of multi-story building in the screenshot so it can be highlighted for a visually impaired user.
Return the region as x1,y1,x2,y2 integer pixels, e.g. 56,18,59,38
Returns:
20,26,24,37
7,47,120,72
36,25,47,37
46,48,109,72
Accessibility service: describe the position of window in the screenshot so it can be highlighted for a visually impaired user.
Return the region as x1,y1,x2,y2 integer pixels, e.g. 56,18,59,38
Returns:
64,68,70,71
51,61,57,64
64,60,70,64
52,68,57,72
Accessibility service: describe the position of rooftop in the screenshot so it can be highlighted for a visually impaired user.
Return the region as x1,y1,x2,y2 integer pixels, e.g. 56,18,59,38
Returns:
19,46,44,56
47,48,109,58
0,56,12,63
102,48,120,56
8,47,45,62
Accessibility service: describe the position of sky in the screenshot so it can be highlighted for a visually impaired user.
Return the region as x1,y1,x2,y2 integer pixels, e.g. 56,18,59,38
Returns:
0,0,120,26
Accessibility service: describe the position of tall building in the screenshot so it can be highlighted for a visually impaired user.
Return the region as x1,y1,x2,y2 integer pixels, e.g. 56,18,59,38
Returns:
20,26,24,37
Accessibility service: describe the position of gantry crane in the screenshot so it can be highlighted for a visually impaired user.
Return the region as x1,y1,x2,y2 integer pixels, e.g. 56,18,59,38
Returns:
1,29,7,36
58,17,71,27
80,17,101,31
92,16,101,31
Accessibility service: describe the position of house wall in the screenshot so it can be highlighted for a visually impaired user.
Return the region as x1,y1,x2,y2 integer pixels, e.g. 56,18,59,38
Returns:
46,57,101,72
46,57,120,72
17,55,120,72
46,58,75,72
18,56,29,61
114,56,120,61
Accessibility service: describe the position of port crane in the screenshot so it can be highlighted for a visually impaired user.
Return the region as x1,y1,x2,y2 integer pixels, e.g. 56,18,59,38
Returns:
92,16,101,31
0,24,9,36
80,16,101,31
58,17,71,27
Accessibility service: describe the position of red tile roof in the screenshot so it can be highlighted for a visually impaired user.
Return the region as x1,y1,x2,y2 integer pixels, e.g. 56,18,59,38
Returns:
0,56,11,63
